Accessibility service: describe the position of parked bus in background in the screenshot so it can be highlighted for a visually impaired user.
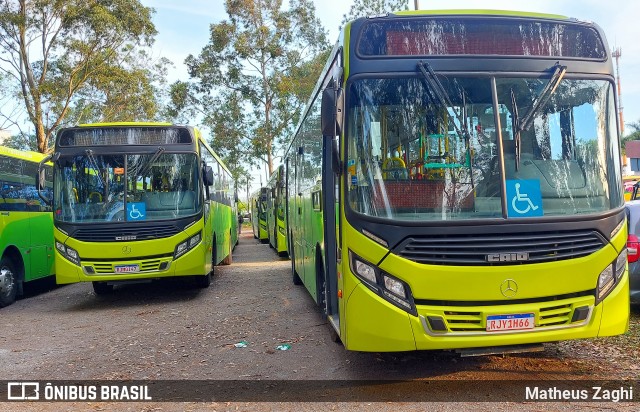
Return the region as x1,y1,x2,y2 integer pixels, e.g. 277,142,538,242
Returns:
266,165,288,257
284,10,628,353
38,123,237,295
0,147,54,306
250,187,269,242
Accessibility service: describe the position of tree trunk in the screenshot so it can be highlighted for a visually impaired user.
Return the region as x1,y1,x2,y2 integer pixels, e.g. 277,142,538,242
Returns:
35,120,47,153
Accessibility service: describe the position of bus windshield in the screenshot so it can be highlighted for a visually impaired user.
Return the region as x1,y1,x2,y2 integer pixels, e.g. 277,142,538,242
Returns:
346,75,622,221
53,152,201,223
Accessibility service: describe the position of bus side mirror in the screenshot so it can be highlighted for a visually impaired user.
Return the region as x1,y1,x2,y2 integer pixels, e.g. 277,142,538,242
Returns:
36,169,46,191
321,84,343,138
203,165,214,186
36,155,53,206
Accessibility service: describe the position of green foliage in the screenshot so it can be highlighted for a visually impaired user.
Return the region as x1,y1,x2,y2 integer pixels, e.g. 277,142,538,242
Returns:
341,0,409,28
2,133,40,152
181,0,329,176
0,0,163,153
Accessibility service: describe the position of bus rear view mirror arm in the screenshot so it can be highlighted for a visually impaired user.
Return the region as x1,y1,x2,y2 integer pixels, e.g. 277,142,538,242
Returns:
321,83,343,138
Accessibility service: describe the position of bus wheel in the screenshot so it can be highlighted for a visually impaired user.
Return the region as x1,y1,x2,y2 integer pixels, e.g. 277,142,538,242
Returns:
0,257,17,307
92,281,114,295
292,257,302,285
290,232,301,285
328,325,342,344
316,254,326,315
194,273,211,288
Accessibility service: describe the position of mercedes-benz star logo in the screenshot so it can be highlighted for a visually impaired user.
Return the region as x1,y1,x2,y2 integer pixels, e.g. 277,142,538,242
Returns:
122,246,132,255
500,279,518,298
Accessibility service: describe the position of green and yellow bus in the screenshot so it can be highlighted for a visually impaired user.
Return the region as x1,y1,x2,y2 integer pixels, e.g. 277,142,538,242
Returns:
285,10,628,353
38,122,237,294
266,165,288,257
0,146,54,306
250,187,269,242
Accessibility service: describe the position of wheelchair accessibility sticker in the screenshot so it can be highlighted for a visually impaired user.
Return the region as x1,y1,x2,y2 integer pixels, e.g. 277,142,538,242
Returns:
506,180,543,217
127,202,146,221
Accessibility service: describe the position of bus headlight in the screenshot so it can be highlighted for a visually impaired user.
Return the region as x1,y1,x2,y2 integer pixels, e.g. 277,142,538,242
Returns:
56,241,80,266
596,249,627,304
349,250,416,315
383,275,406,299
189,232,201,248
354,259,376,284
174,231,202,260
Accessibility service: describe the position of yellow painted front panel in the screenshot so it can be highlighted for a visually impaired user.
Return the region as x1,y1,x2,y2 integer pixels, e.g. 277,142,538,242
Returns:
378,246,615,302
344,284,416,351
54,222,206,284
339,225,628,351
598,271,630,336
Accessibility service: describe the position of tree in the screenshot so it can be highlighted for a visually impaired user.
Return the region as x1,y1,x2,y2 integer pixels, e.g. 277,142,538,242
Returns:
0,0,160,153
183,0,329,176
2,132,38,151
341,0,409,28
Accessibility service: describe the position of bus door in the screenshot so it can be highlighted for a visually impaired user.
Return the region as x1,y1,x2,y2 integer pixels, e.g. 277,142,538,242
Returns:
294,145,306,283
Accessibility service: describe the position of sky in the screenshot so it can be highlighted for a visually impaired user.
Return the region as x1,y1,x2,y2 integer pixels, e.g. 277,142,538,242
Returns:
143,0,640,194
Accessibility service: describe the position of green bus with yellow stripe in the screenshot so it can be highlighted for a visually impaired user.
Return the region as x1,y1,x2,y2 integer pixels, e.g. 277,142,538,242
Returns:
250,187,269,242
266,165,288,257
39,123,237,294
285,10,628,353
0,146,54,306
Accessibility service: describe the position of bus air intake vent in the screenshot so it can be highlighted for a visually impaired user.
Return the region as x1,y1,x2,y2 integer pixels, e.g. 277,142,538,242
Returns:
72,226,181,242
395,230,606,266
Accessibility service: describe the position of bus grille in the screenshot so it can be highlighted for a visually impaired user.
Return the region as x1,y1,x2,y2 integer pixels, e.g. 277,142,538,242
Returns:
72,226,181,242
443,303,574,332
92,259,164,274
396,230,606,266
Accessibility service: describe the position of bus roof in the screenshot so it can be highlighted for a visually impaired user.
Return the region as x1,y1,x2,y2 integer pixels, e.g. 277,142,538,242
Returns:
77,122,174,127
0,146,49,163
393,10,569,20
62,122,234,178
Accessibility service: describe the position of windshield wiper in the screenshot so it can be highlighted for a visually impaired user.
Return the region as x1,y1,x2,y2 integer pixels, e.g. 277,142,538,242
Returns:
511,89,521,171
417,61,475,186
417,61,471,141
518,63,567,132
138,147,166,178
85,149,106,188
511,63,567,171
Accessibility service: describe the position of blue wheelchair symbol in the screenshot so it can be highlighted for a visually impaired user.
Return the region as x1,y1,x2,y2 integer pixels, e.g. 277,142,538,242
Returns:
127,202,146,221
506,180,543,218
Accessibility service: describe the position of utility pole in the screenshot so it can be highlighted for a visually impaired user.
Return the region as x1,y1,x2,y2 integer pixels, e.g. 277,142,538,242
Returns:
612,47,624,135
414,0,419,10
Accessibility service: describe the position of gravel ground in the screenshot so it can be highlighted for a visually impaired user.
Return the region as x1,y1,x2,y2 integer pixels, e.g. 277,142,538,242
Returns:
0,228,637,410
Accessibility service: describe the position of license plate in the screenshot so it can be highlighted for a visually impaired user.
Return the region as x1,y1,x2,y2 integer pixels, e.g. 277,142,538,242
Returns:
114,264,139,273
486,313,534,332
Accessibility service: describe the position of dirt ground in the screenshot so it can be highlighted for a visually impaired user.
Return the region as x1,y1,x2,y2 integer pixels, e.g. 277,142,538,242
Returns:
0,228,638,410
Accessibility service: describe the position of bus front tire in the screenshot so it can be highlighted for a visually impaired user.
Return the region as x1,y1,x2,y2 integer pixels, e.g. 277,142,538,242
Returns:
194,273,211,288
0,257,18,307
92,281,114,295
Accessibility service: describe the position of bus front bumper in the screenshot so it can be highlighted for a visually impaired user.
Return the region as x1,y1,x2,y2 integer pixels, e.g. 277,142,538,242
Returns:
55,243,207,284
343,274,629,352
